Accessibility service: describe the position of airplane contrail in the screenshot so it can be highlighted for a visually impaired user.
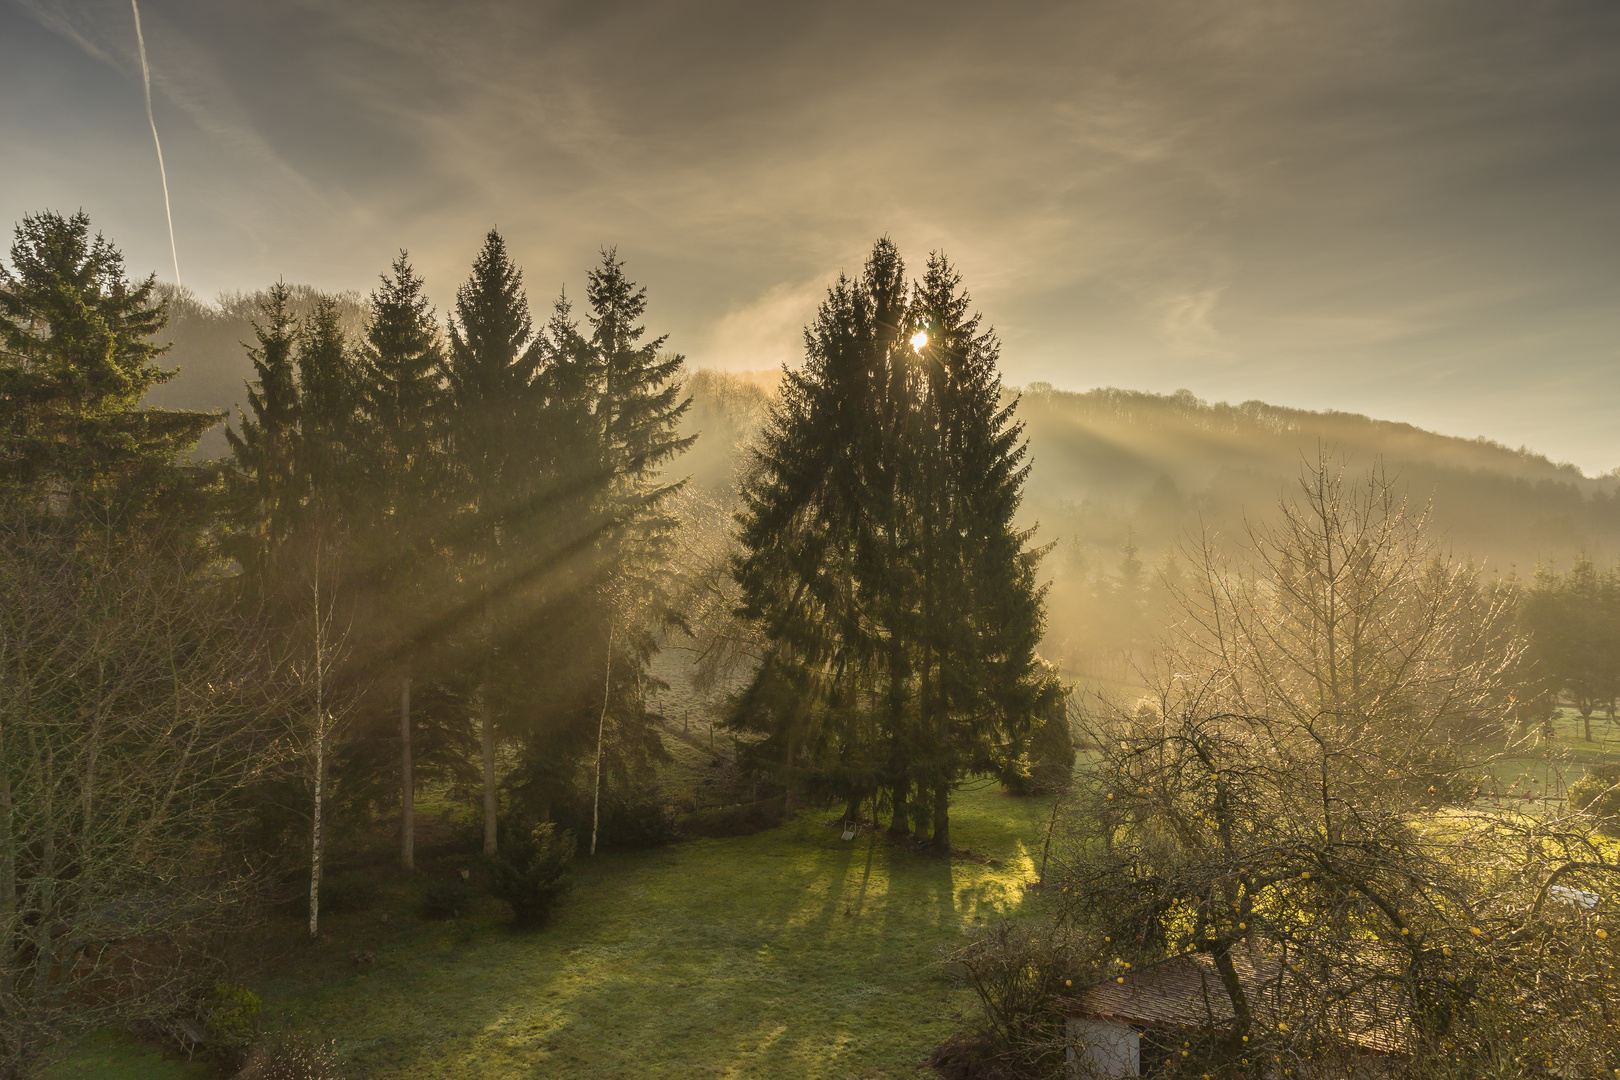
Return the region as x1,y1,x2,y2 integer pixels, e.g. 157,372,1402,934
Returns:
130,0,180,288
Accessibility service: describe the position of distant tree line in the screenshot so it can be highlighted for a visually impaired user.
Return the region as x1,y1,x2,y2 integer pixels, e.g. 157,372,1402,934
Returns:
1019,384,1620,680
1522,555,1620,740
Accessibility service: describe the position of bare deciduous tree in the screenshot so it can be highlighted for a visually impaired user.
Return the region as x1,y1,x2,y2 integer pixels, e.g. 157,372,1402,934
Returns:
1046,458,1620,1078
0,524,285,1078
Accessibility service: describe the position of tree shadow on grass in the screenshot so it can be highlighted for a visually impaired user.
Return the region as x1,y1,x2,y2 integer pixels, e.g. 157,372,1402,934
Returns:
268,809,1042,1079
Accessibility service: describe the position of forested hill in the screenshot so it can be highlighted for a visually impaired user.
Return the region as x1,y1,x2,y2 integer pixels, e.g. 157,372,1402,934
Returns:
1016,383,1620,576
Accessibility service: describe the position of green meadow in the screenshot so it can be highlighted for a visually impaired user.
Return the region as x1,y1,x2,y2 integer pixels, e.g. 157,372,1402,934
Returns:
58,761,1060,1080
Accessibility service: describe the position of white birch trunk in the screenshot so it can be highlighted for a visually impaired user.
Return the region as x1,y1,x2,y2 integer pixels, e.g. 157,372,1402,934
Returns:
481,688,497,856
591,620,613,857
400,676,413,871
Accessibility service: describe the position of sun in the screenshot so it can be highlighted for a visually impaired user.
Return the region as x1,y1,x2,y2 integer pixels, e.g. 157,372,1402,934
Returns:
909,330,928,351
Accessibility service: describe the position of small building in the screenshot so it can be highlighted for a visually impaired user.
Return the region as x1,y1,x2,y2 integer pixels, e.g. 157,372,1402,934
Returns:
1062,951,1404,1078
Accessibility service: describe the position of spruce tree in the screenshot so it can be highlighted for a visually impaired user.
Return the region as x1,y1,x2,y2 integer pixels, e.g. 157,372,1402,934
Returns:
583,250,692,815
343,254,455,847
224,282,302,602
356,253,445,524
505,254,693,836
0,210,216,529
734,239,1050,848
734,242,911,825
906,252,1050,847
295,295,357,518
445,229,540,855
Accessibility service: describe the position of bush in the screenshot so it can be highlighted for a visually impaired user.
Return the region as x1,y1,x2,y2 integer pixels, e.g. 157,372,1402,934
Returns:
486,822,574,927
1028,708,1076,792
552,792,676,852
235,1032,344,1080
1000,672,1073,796
677,796,787,838
955,922,1076,1052
1570,763,1620,829
419,880,471,921
202,982,260,1072
310,871,377,916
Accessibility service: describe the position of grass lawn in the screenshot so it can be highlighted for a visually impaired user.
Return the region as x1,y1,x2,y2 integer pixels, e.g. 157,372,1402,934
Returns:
1473,707,1620,809
55,781,1060,1080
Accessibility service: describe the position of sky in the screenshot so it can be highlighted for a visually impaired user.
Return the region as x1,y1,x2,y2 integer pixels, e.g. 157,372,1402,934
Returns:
3,0,1619,474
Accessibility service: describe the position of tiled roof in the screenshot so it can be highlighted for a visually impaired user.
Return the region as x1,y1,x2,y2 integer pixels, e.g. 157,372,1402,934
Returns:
1062,950,1408,1055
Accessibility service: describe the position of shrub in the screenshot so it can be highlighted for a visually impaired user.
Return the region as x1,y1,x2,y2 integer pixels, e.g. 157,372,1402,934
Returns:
1028,707,1076,792
235,1032,344,1080
202,982,260,1071
486,822,574,927
419,880,471,921
552,792,676,852
1570,763,1620,829
954,922,1076,1052
677,796,787,839
310,872,377,916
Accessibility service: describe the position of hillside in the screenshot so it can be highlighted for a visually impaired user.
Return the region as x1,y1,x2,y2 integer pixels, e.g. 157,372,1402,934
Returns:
1017,383,1619,573
671,372,1619,569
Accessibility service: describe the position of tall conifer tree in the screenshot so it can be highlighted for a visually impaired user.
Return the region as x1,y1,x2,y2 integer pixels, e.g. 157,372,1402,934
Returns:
344,253,453,847
445,229,540,855
734,239,1050,847
224,282,302,602
505,254,694,832
735,242,909,823
295,295,357,518
906,252,1051,846
0,211,216,530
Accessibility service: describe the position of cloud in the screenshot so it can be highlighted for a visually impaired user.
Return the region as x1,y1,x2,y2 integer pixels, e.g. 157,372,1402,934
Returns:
11,0,117,64
1153,287,1226,356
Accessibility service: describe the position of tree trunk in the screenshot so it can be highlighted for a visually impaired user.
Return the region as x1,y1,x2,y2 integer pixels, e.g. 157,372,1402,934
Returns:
309,726,324,940
591,621,614,857
889,784,910,836
310,551,327,940
400,677,414,871
480,689,497,856
0,717,14,1003
1212,945,1252,1037
931,783,950,851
